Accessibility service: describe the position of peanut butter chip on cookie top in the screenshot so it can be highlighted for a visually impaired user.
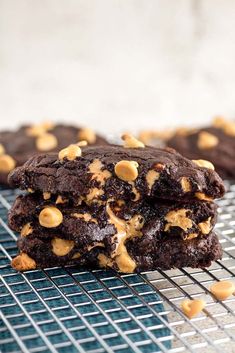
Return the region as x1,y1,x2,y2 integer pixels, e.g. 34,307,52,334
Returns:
121,134,145,148
36,133,58,151
59,144,82,161
0,154,16,173
78,128,96,144
115,160,139,182
197,131,218,150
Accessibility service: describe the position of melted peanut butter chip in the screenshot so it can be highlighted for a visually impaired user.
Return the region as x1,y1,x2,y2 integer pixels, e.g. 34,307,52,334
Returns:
51,238,74,256
86,187,104,203
195,192,213,201
43,192,51,200
78,128,96,144
56,195,68,204
103,204,144,273
164,209,192,232
72,252,81,259
185,233,198,240
115,160,139,182
192,159,214,170
210,281,235,300
39,206,63,228
98,253,114,268
121,134,145,148
27,188,34,193
198,217,212,235
0,144,5,155
181,299,205,319
11,253,36,271
180,177,192,192
0,155,16,172
146,170,160,191
72,212,98,224
21,223,33,237
89,159,111,185
197,131,218,150
36,133,58,151
59,144,82,161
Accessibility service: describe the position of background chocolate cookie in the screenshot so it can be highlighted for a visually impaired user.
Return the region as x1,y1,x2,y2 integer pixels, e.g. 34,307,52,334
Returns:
167,117,235,179
0,121,108,185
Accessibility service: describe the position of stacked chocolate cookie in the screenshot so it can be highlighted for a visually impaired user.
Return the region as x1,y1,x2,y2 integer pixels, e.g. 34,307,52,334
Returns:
0,121,108,185
8,135,225,272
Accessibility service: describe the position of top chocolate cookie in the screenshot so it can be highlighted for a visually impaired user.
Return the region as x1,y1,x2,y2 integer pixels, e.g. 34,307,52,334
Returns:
9,135,225,203
167,117,235,179
0,122,108,185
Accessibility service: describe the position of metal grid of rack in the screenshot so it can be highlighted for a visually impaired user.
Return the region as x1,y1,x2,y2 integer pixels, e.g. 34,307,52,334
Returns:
0,183,235,353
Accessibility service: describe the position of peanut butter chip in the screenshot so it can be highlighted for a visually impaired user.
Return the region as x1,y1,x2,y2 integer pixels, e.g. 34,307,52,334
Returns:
36,133,58,151
223,121,235,136
146,170,160,191
210,281,235,301
192,159,215,170
197,131,218,150
78,128,96,144
213,116,226,128
195,192,213,201
121,134,145,148
77,140,88,147
11,253,36,271
0,144,5,155
39,206,63,228
165,209,192,232
21,223,33,237
181,299,205,319
0,155,16,172
26,121,54,136
115,160,139,182
180,177,192,192
43,192,51,200
185,233,198,240
51,238,74,256
198,217,212,235
59,144,82,161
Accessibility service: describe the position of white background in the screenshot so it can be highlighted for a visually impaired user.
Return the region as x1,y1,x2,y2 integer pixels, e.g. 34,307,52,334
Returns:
0,0,235,134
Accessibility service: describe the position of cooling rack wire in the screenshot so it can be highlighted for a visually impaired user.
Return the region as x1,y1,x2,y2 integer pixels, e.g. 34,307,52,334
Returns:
0,183,235,353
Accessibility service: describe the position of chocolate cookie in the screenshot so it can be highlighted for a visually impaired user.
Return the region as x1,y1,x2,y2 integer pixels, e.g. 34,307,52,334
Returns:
0,122,108,185
9,193,220,272
9,193,217,243
12,231,222,272
8,135,224,273
8,143,225,204
167,117,235,179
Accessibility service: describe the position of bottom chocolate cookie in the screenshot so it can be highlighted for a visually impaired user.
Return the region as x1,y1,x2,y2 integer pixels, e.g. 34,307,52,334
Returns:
11,231,222,272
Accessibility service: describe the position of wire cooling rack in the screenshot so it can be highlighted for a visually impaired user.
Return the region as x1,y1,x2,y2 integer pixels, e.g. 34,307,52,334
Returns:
0,184,235,353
